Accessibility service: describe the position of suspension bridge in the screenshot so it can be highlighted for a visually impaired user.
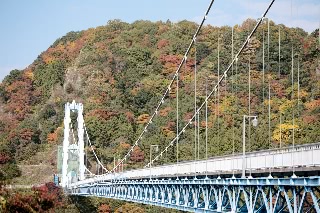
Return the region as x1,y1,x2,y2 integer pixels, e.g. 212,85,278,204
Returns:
57,0,320,212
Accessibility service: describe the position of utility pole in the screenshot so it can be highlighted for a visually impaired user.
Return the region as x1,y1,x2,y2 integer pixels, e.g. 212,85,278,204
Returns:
242,115,258,178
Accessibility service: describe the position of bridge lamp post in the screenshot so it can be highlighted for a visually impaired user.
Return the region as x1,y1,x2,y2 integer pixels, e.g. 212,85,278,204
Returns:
149,145,159,179
242,115,258,178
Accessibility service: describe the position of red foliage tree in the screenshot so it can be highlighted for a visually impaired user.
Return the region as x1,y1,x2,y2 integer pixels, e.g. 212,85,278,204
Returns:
4,77,38,121
157,39,169,49
32,182,64,212
98,204,111,213
2,182,65,212
130,147,144,162
6,193,37,213
125,111,135,123
87,109,118,120
0,153,11,164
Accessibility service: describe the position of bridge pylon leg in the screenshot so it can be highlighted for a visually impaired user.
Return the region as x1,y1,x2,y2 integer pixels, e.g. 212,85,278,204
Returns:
62,103,71,188
77,104,85,181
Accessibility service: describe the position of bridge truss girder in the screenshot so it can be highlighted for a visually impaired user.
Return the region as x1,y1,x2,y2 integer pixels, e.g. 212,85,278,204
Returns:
69,178,320,212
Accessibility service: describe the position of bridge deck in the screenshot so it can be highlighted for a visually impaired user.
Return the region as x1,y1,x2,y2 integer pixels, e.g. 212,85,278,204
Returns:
71,142,320,187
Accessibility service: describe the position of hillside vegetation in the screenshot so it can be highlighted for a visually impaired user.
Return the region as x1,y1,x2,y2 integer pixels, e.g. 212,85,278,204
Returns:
0,19,319,186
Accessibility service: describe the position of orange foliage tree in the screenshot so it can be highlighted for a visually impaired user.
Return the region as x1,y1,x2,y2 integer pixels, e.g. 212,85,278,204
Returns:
130,146,144,162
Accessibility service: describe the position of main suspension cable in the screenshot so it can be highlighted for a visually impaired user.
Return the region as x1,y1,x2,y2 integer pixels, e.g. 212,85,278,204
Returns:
83,124,109,173
148,0,276,167
112,0,216,172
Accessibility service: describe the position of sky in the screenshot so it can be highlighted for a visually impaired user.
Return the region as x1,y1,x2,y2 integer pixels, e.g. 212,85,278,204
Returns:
0,0,319,81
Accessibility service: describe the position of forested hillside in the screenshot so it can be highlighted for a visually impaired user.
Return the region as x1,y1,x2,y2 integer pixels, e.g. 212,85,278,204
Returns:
1,18,319,179
0,19,319,211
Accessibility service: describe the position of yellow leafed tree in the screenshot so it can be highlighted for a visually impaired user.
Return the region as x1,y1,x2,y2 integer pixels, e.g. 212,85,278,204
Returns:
272,123,299,144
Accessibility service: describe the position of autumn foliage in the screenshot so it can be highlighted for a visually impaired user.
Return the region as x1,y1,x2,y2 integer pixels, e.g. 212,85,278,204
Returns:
0,19,318,187
0,182,65,212
98,204,111,213
130,146,144,162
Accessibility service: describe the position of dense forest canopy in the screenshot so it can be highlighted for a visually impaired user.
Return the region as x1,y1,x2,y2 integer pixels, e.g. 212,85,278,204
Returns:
0,19,319,185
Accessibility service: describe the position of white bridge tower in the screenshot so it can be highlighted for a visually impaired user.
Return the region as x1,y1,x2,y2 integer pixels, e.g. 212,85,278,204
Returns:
61,100,85,187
